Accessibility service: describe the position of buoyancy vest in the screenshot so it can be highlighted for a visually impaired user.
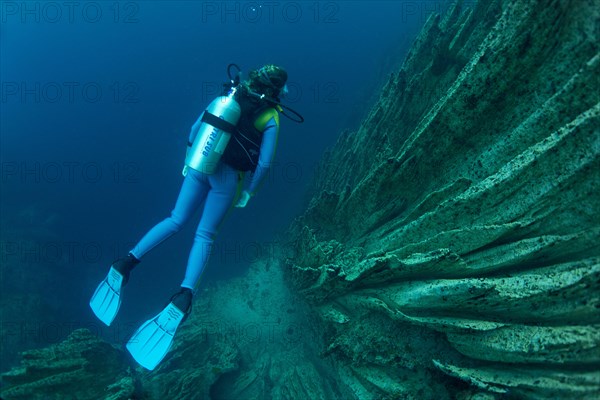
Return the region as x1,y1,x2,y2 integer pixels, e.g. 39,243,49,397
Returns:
221,89,280,172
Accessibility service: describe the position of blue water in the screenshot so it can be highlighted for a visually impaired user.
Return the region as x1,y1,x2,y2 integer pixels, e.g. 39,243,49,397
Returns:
0,1,428,368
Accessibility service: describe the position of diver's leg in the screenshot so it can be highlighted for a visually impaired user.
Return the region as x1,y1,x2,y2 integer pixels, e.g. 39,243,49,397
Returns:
92,170,210,326
181,163,241,289
130,169,210,260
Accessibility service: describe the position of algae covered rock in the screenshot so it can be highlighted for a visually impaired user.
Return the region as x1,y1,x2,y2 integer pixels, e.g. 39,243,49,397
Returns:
286,0,600,398
0,329,134,400
137,324,241,400
188,254,350,400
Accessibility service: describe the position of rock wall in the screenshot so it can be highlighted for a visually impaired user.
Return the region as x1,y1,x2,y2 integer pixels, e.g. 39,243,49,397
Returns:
286,0,600,398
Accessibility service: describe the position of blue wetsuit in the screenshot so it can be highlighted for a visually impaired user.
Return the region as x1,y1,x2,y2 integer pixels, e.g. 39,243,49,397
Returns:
129,115,279,289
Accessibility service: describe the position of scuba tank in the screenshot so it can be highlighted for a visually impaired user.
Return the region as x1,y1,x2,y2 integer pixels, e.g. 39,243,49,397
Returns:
185,83,241,175
184,64,304,175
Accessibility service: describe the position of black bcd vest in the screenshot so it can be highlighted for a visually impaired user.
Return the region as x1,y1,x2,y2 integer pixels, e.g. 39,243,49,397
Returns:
221,89,275,172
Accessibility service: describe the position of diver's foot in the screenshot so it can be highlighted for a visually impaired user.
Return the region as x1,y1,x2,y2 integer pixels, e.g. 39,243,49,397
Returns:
170,287,193,314
111,253,140,285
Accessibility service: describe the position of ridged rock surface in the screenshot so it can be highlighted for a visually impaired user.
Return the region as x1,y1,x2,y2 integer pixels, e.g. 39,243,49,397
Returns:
0,329,133,400
286,0,600,398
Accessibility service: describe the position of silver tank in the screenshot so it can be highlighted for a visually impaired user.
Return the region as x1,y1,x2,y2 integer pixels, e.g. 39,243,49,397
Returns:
185,91,241,174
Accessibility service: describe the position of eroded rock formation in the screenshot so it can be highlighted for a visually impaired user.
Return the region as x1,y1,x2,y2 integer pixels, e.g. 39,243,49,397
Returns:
286,0,600,398
0,329,133,400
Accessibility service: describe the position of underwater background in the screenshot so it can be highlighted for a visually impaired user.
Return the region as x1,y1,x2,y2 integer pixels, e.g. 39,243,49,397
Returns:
2,0,599,399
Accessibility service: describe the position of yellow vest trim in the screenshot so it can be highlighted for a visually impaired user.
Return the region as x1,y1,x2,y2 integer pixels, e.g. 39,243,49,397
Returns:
254,107,280,131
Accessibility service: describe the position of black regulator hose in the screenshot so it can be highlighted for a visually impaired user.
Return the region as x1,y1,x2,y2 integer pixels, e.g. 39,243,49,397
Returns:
227,63,242,86
245,88,305,123
277,103,304,123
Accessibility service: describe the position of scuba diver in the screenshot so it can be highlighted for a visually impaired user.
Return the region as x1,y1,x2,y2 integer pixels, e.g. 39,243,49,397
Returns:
89,64,303,370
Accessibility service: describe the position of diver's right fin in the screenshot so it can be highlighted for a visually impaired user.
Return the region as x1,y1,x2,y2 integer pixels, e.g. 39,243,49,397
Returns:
89,267,124,326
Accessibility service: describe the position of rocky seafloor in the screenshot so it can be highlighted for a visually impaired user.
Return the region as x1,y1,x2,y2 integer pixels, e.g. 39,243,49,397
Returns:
2,0,599,399
0,254,353,400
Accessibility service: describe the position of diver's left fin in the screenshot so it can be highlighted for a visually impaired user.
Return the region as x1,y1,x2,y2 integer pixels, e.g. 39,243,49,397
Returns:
125,302,187,370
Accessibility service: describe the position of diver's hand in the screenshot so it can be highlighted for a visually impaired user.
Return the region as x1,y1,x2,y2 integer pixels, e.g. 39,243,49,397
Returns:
235,191,252,208
183,146,191,177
